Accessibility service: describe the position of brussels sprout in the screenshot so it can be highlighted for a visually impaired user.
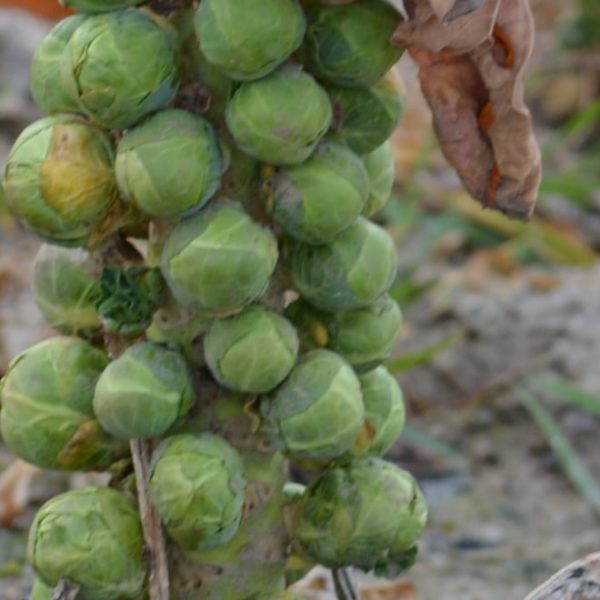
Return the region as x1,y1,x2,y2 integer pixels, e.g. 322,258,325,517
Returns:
357,367,405,456
287,217,397,311
271,141,369,244
28,487,146,600
195,0,306,81
30,577,54,600
219,143,261,204
115,110,222,219
62,0,144,11
226,65,332,166
303,0,405,87
149,433,246,551
262,349,364,460
204,305,299,393
30,15,87,116
285,294,402,371
329,72,405,155
3,116,117,246
61,10,180,129
289,458,427,572
93,342,195,440
0,337,124,471
363,141,395,216
161,205,278,313
32,244,102,336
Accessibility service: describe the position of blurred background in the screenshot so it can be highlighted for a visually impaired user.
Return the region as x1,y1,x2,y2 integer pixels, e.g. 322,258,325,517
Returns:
0,1,598,598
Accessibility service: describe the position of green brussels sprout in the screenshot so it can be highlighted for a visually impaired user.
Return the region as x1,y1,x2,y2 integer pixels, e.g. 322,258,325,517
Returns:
357,367,405,456
28,487,146,600
303,0,404,87
363,141,395,216
262,349,364,460
61,0,144,11
271,141,369,244
0,337,125,471
329,72,405,155
115,110,222,219
289,458,427,573
226,65,332,165
161,205,278,314
61,10,180,129
32,244,102,336
287,217,397,311
30,15,87,116
204,305,299,393
149,433,246,551
93,342,195,440
285,294,403,372
3,116,118,246
219,143,261,204
195,0,306,81
30,577,54,600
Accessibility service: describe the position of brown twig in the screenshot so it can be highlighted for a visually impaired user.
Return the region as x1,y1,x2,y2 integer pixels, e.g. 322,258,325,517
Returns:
332,568,361,600
130,439,170,600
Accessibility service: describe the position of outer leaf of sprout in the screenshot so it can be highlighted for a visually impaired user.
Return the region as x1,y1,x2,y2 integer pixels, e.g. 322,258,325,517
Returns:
62,0,144,12
363,141,396,216
115,110,222,219
149,433,246,552
288,217,397,311
3,116,117,246
272,141,369,244
28,487,146,600
289,458,427,572
195,0,306,81
226,64,332,166
93,342,195,440
0,337,124,471
61,10,180,129
262,349,364,461
304,0,405,87
204,305,299,394
32,244,102,336
160,205,278,314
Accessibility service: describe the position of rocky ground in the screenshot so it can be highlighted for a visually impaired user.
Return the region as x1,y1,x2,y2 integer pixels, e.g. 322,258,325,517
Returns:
0,6,599,600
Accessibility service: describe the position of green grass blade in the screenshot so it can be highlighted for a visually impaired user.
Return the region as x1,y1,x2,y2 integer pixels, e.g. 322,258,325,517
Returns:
528,377,600,416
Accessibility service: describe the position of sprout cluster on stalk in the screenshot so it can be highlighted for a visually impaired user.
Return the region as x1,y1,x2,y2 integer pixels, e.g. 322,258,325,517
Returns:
0,1,427,598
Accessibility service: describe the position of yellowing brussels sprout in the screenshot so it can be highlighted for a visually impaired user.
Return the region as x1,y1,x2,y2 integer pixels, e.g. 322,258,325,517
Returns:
304,0,404,87
329,72,405,155
61,10,180,129
271,141,369,244
93,342,195,440
3,116,117,246
262,349,364,460
0,337,125,471
115,110,222,219
161,205,278,313
285,294,402,371
204,305,299,393
288,217,397,311
226,65,332,165
32,244,102,337
30,15,87,116
196,0,306,81
363,141,395,216
357,367,405,456
62,0,144,11
289,459,427,573
28,487,146,600
149,434,246,551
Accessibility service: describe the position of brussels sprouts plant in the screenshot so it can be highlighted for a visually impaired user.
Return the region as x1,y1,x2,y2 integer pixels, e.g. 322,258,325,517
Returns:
2,1,430,598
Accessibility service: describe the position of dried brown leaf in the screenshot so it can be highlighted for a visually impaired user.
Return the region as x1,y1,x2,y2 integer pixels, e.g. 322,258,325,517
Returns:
394,0,541,220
